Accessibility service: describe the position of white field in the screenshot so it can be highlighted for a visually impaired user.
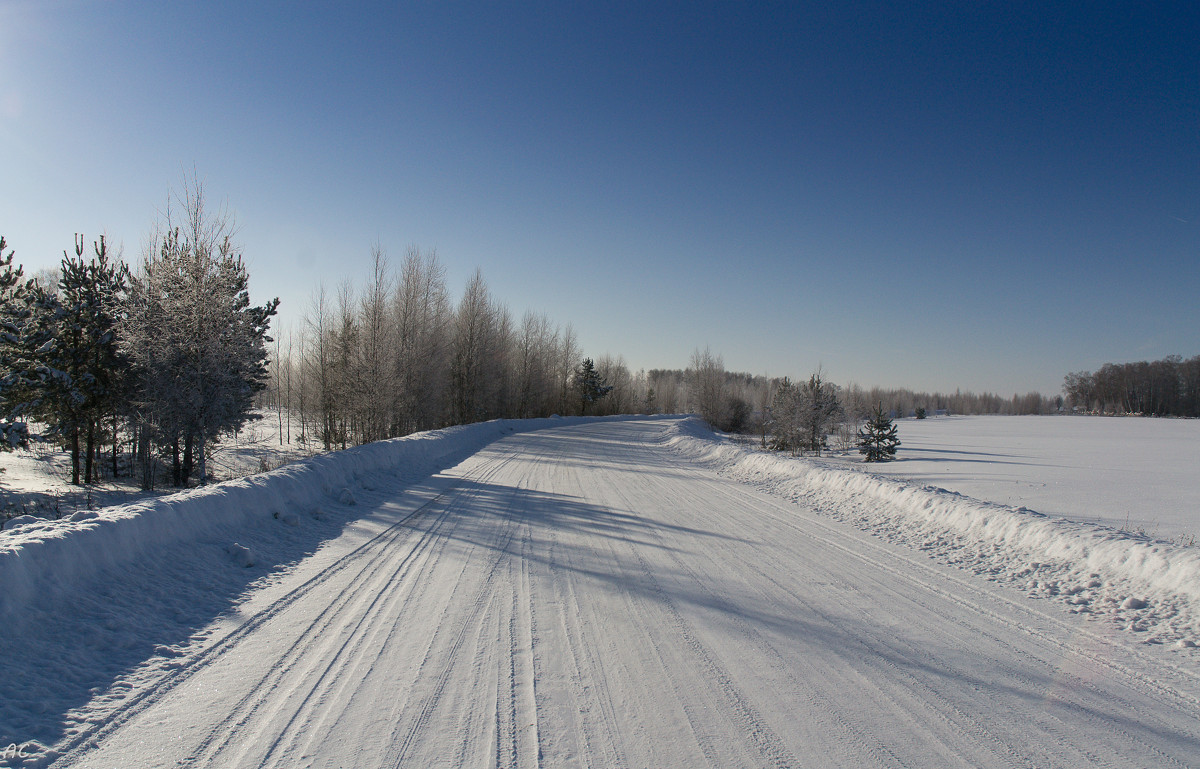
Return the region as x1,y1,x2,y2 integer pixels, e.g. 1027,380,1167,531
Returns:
816,415,1200,542
2,416,1199,767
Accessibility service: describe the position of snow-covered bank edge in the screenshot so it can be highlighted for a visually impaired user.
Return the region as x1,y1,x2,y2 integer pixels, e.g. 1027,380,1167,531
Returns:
662,418,1200,648
0,416,604,623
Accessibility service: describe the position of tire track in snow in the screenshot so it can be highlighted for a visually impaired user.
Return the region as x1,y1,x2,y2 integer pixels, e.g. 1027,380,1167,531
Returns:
722,459,1200,700
495,520,539,769
381,460,526,769
57,451,520,768
678,477,1040,768
513,438,626,769
544,525,632,769
752,492,1200,767
214,494,459,768
695,469,1200,768
580,462,800,769
184,455,521,767
605,480,916,768
182,477,472,763
53,486,451,766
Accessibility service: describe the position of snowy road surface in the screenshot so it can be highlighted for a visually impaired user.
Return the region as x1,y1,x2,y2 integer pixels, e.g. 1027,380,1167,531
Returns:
52,419,1200,767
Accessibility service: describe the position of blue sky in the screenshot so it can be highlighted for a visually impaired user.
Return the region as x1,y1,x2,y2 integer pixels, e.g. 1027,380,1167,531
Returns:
2,1,1197,395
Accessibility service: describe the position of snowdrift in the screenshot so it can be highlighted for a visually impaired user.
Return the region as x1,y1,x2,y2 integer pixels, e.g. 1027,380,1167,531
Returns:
0,417,585,623
663,418,1200,645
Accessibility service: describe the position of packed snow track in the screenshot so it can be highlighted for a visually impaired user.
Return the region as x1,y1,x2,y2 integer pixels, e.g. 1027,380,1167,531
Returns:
44,420,1200,767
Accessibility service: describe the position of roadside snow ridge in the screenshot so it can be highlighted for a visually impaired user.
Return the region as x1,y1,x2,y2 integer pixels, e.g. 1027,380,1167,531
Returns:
664,418,1200,647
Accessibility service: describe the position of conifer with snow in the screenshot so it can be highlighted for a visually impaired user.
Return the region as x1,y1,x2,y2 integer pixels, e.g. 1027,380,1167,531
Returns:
858,403,900,462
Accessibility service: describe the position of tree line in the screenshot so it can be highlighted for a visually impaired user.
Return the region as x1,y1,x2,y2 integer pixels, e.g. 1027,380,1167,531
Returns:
669,348,1057,457
261,244,645,450
1,180,278,488
1063,355,1200,416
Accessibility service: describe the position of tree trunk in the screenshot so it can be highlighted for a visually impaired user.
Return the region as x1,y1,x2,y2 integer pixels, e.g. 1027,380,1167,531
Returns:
182,433,194,487
85,421,96,484
70,428,81,486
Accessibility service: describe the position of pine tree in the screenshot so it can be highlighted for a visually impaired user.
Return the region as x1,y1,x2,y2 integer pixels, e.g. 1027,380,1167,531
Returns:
36,235,130,484
858,403,900,462
574,357,612,415
0,235,33,449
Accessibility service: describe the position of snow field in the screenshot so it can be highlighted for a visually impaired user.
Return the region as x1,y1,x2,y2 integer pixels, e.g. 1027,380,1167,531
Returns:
664,418,1200,647
818,414,1200,541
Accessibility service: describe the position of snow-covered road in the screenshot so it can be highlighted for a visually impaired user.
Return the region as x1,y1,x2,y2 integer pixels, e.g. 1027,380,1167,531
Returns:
48,419,1200,767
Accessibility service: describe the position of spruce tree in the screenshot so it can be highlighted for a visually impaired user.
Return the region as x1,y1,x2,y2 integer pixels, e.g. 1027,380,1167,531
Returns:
858,403,900,462
574,357,612,415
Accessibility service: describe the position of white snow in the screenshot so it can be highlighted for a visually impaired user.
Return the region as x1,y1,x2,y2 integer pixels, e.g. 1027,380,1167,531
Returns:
814,415,1200,542
667,417,1200,646
1,415,1198,768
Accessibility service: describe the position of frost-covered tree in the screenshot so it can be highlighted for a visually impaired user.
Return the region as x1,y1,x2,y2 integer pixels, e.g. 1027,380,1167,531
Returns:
797,370,842,455
125,180,278,486
595,354,632,416
301,284,336,450
554,324,580,415
356,245,394,443
514,310,556,419
392,246,450,434
450,270,509,424
687,347,727,428
649,369,685,414
768,377,800,452
858,403,900,462
771,370,842,455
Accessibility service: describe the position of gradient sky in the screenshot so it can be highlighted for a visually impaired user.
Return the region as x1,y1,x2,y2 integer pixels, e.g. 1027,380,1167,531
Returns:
3,1,1197,395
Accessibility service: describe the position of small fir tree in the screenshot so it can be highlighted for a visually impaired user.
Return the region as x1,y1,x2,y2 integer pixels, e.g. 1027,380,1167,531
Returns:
858,403,900,462
574,357,612,415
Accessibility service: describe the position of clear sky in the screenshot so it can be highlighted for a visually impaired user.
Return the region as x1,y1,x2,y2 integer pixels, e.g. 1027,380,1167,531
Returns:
2,1,1197,395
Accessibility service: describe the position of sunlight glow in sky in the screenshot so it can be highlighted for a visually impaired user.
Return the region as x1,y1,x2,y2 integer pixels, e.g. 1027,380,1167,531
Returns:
3,1,1197,395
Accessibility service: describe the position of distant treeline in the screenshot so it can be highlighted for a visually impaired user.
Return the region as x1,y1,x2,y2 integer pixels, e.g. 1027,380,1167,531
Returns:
637,356,1057,448
1064,355,1200,416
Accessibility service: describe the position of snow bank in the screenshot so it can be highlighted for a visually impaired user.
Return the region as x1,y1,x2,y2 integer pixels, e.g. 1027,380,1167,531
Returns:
663,418,1200,644
0,417,582,623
